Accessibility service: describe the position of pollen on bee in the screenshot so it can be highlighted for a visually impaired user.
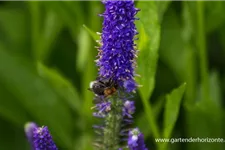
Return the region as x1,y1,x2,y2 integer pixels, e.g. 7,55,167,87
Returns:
104,87,116,96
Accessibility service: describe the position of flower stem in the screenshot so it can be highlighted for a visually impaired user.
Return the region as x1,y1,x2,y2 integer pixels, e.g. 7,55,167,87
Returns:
103,96,123,150
196,1,210,102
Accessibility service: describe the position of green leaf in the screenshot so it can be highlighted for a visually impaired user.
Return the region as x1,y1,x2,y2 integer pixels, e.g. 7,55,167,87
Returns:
185,103,224,150
28,1,40,59
163,83,186,138
76,28,92,71
37,11,63,61
155,1,171,23
83,24,99,41
0,48,73,149
219,27,225,54
196,1,210,103
0,85,29,126
136,1,160,102
37,62,82,115
73,134,93,150
159,4,197,105
159,8,186,80
136,95,164,139
182,2,197,105
0,118,30,150
44,1,83,37
205,1,225,33
80,45,97,130
184,71,223,150
28,2,63,61
62,1,84,25
0,7,29,55
136,1,161,139
209,71,222,107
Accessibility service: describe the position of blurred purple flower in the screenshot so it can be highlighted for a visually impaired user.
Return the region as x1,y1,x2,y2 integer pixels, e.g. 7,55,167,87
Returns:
33,126,58,150
25,122,38,149
25,122,38,143
128,128,148,150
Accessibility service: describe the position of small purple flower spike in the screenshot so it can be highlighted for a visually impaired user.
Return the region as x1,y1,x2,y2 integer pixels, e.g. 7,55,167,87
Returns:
96,0,139,92
25,122,38,149
128,128,148,150
25,122,38,143
33,126,58,150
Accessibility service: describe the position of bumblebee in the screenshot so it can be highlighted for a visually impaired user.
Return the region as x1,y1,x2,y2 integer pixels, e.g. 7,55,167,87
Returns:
89,77,118,97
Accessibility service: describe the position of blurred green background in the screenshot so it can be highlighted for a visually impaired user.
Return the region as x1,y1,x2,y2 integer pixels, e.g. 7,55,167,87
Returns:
0,1,225,150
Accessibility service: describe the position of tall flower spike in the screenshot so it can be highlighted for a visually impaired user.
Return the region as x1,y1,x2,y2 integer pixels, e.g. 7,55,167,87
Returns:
91,0,140,149
128,128,148,150
33,126,58,150
97,0,139,92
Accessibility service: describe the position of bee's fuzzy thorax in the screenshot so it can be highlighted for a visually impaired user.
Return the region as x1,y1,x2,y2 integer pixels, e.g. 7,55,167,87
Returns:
89,81,98,89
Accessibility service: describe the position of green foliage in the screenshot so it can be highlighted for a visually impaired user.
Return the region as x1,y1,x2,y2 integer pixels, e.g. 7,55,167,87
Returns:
0,1,225,150
136,1,161,141
162,83,186,150
163,83,186,139
0,49,74,149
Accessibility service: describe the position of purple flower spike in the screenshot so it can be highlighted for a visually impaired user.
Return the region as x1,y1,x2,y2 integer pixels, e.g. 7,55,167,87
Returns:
25,122,38,149
33,126,58,150
128,128,148,150
97,0,139,92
